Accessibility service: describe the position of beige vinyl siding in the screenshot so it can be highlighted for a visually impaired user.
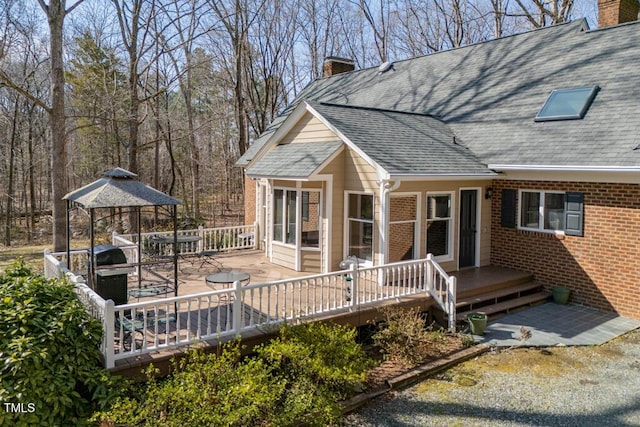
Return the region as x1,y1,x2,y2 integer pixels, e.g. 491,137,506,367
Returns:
280,113,339,145
300,250,321,272
318,151,345,270
343,148,379,191
342,148,382,265
271,243,296,270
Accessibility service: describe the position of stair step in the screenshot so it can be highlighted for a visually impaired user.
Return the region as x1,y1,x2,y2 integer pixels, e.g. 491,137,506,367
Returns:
456,291,551,321
456,281,543,308
455,267,535,299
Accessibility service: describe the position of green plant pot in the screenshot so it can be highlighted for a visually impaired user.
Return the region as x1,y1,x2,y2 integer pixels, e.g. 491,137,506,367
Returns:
552,286,570,305
467,312,488,335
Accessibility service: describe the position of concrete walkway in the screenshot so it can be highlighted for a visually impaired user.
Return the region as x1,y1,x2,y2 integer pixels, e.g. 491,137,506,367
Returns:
475,303,640,347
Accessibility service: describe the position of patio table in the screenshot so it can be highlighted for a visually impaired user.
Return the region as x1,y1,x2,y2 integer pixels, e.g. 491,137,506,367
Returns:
205,271,250,288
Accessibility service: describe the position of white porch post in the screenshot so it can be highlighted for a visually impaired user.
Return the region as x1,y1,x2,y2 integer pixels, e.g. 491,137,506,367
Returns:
233,280,243,334
103,299,115,369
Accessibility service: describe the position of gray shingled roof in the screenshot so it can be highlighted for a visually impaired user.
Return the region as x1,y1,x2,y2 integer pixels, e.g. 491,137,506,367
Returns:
64,168,182,208
246,141,343,178
240,19,640,170
309,102,492,176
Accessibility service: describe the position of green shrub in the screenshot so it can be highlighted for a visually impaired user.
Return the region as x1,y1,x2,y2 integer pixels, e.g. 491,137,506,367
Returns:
94,343,284,426
257,321,373,426
95,322,373,426
257,321,372,401
0,260,123,426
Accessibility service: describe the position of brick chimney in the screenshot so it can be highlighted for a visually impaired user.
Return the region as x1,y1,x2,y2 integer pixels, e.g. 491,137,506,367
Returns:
598,0,639,27
322,57,355,77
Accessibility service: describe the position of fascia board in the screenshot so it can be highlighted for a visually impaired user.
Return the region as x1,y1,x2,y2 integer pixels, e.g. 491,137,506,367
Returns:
489,164,640,172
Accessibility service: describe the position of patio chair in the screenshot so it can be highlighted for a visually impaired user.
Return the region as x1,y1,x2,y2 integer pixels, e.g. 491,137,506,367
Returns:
194,249,223,270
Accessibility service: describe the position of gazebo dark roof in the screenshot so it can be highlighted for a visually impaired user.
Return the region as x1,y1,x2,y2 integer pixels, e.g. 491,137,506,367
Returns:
63,167,181,208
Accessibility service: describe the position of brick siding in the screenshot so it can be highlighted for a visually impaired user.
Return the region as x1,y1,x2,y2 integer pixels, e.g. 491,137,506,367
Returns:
598,0,640,28
388,196,417,262
244,175,256,226
491,179,640,319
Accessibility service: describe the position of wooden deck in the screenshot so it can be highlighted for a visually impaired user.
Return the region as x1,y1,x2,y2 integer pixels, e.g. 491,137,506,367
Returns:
112,254,541,377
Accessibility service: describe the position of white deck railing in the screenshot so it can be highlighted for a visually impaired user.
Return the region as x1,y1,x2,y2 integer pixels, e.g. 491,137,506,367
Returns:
114,224,256,259
44,249,456,368
43,250,116,368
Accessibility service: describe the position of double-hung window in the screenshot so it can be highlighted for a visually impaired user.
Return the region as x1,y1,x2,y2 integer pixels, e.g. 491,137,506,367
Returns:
519,190,565,232
426,192,454,260
346,193,374,262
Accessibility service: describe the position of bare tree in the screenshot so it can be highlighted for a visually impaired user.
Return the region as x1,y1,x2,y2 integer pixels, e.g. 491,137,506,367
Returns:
512,0,574,27
0,0,84,251
353,0,392,63
109,0,160,175
208,0,266,156
161,0,210,220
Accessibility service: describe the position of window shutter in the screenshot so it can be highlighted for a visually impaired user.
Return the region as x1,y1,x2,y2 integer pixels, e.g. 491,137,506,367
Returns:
501,189,517,228
564,192,584,237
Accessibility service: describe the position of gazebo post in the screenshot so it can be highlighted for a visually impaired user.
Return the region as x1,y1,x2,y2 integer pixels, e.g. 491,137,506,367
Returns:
89,208,95,289
173,204,178,298
137,207,142,290
66,200,71,272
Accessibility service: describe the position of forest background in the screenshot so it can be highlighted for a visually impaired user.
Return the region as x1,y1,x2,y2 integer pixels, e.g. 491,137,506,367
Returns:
0,0,596,252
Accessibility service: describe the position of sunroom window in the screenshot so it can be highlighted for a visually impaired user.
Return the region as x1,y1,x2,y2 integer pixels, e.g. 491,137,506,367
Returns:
273,189,321,248
301,191,320,248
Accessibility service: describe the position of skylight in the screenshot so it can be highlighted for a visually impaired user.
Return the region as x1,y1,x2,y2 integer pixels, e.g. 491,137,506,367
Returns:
535,86,599,122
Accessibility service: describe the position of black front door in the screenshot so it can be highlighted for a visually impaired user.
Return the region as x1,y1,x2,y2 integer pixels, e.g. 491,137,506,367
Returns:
459,190,477,268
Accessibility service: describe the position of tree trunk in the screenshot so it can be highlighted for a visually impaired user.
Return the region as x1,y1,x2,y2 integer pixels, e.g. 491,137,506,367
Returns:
5,97,19,246
49,1,68,252
234,0,248,156
27,106,36,242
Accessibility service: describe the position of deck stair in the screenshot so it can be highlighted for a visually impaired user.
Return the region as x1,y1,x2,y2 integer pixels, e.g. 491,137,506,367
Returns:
453,269,550,322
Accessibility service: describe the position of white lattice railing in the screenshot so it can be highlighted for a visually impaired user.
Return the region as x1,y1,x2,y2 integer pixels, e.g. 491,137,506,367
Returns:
44,249,456,368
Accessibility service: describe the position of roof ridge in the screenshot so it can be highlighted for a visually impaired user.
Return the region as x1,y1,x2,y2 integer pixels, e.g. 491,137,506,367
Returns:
314,101,442,121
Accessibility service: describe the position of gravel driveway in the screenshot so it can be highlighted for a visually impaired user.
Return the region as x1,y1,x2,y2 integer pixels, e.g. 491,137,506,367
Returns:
346,330,640,426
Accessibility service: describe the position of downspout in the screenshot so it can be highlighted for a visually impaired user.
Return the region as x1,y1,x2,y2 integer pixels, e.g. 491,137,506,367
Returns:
378,179,401,265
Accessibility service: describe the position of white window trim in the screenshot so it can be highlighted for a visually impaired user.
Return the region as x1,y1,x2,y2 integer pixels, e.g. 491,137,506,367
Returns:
272,187,323,250
517,189,566,235
272,187,296,248
425,191,455,263
344,191,375,266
